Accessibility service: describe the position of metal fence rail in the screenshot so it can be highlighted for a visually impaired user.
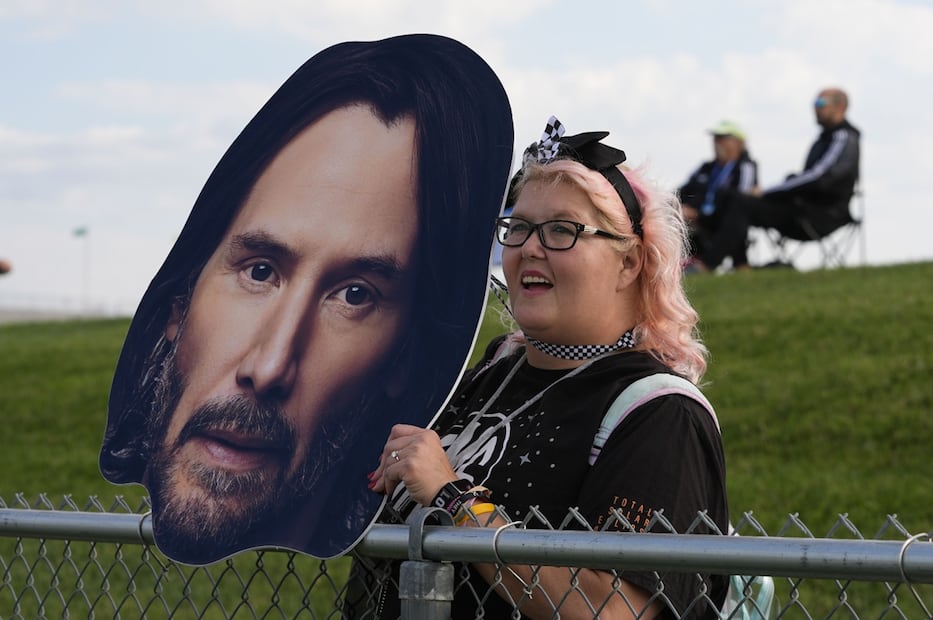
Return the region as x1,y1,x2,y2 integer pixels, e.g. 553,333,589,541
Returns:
2,495,932,619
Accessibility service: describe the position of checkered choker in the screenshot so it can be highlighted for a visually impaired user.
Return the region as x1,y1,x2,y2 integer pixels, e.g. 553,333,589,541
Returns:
526,329,637,361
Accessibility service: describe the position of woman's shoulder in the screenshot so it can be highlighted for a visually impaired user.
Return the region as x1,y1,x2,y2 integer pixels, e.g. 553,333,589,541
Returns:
587,352,718,426
590,349,687,384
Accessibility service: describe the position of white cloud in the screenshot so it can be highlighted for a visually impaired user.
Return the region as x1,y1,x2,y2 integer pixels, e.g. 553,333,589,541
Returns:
57,79,271,126
780,0,933,74
0,0,115,40
2,0,932,312
123,0,547,45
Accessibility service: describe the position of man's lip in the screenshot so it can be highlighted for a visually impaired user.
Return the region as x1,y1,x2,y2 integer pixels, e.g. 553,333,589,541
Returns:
185,430,287,471
198,429,281,451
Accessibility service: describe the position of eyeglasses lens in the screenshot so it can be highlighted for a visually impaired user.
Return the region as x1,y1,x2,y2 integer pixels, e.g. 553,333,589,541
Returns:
497,218,578,250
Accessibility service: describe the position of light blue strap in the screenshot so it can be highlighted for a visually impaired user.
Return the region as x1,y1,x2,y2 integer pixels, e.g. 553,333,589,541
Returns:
721,573,775,619
588,374,774,618
588,373,720,465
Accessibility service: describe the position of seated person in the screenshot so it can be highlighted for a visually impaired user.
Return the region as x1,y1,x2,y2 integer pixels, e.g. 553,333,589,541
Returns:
679,120,758,268
691,87,860,273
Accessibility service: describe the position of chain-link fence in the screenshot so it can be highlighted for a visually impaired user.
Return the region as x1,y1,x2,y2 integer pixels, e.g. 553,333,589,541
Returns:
2,494,932,619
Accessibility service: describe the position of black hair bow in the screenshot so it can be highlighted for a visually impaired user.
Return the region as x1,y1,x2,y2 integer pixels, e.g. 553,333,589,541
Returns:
518,115,643,238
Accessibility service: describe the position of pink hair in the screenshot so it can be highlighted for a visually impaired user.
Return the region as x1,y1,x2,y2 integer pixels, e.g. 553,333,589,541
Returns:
512,159,708,383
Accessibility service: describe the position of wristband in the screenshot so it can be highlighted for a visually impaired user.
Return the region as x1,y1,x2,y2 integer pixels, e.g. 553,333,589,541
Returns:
452,495,488,525
455,500,496,526
430,479,473,513
446,486,492,517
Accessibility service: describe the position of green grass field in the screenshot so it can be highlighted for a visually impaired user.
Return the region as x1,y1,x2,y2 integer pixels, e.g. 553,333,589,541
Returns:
478,261,933,536
2,261,932,617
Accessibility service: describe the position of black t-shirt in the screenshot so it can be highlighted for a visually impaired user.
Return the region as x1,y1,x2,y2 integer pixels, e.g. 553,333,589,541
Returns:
378,341,728,619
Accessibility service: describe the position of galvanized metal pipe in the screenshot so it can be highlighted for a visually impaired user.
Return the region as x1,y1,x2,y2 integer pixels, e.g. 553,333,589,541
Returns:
359,524,933,583
0,509,153,545
3,510,931,583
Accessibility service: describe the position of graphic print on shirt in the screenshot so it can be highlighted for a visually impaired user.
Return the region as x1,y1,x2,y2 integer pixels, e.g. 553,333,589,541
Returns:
440,406,511,485
389,403,512,517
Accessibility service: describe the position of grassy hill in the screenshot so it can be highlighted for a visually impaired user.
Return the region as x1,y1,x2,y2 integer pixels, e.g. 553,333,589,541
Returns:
1,261,931,617
478,261,933,537
693,262,932,536
1,262,931,533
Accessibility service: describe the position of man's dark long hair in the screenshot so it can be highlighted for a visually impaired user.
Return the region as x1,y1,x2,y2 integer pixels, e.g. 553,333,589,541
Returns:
100,34,514,556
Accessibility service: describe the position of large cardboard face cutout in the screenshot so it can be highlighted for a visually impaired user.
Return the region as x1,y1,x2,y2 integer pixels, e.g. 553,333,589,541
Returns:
100,34,514,564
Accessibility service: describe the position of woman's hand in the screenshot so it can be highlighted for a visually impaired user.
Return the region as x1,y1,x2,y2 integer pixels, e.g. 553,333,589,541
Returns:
368,428,660,619
369,424,459,505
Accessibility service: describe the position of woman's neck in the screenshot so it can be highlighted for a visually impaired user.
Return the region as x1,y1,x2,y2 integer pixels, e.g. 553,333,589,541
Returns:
524,345,590,370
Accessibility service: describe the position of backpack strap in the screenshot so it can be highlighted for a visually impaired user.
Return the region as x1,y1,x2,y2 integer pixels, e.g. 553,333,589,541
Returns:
588,374,774,617
589,373,720,465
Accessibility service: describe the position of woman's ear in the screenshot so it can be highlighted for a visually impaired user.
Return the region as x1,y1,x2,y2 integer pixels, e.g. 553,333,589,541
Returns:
616,244,644,291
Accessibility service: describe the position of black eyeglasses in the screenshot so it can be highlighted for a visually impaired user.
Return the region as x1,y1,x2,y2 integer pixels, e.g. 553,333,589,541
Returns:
495,216,626,251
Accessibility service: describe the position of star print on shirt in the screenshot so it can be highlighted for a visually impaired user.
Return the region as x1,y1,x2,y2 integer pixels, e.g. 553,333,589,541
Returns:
519,453,531,465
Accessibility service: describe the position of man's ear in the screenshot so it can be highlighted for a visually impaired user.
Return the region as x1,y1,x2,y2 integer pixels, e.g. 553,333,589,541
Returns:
165,300,183,343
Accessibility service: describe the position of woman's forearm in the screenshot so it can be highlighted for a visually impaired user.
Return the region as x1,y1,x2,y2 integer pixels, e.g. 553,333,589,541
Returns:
463,512,660,620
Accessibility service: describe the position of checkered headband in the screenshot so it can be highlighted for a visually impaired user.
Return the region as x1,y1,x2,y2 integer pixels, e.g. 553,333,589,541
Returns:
519,115,643,238
528,116,565,162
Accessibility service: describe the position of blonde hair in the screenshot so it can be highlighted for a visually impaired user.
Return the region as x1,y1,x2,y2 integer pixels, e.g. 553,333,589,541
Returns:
511,159,708,383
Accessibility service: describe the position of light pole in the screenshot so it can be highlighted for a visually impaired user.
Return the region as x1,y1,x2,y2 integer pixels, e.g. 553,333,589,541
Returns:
73,226,90,313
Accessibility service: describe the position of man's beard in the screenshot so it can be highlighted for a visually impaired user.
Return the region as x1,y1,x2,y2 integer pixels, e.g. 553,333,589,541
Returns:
143,348,374,564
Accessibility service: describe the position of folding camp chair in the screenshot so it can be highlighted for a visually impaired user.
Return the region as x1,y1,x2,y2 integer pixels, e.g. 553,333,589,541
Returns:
755,184,866,269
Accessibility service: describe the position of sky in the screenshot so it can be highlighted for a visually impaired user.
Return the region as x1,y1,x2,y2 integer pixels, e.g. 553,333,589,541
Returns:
1,0,931,315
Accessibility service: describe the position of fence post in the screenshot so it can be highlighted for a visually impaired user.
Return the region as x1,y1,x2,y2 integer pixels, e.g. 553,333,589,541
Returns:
399,507,455,620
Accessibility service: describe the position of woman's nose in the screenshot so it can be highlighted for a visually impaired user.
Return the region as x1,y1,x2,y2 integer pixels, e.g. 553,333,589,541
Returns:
521,227,547,258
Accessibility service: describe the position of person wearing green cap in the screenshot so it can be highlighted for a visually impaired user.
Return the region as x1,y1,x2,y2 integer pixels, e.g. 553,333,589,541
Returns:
679,120,759,270
690,88,860,273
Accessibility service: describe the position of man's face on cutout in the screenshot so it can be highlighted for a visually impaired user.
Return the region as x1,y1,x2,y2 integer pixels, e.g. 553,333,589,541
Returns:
145,105,419,561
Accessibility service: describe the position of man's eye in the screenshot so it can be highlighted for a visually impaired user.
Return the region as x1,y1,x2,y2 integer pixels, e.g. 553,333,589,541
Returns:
509,221,530,234
249,263,275,282
340,284,374,306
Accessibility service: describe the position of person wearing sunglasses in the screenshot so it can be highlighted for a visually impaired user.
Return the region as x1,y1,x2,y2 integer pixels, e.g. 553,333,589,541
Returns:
357,117,728,619
687,87,860,272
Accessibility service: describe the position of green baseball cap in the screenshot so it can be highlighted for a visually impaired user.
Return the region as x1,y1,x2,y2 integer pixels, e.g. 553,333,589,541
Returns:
708,120,746,141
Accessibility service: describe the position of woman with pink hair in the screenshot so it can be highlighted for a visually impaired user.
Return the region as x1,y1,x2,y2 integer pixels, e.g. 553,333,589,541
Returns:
356,117,728,619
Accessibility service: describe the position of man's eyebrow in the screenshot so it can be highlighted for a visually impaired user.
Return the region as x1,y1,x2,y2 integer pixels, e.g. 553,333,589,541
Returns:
345,255,408,281
229,231,297,262
229,230,408,280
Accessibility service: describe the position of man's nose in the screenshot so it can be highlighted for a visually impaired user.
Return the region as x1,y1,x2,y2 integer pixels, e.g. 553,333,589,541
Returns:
235,297,308,401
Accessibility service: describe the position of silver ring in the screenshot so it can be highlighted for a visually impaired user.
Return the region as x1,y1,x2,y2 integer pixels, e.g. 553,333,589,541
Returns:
390,450,400,462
